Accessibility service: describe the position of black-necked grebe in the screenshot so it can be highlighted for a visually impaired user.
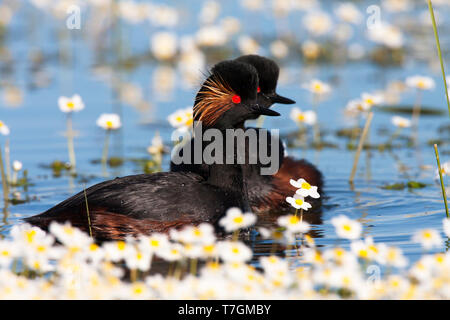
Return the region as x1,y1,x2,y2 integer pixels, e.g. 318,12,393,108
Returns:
171,55,323,214
25,60,280,240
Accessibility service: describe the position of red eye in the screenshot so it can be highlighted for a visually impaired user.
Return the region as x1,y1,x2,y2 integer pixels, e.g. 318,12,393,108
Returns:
232,95,241,104
257,87,261,93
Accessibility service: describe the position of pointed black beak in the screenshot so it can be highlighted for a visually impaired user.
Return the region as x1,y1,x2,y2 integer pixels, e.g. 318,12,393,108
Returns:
270,93,295,105
251,104,280,117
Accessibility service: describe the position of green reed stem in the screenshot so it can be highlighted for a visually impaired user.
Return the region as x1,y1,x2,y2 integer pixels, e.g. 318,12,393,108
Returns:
427,0,450,118
349,112,374,183
83,186,93,237
433,144,449,218
0,145,8,206
66,114,76,172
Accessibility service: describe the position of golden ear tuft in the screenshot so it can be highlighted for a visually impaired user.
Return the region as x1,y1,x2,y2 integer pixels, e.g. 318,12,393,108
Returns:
193,75,236,127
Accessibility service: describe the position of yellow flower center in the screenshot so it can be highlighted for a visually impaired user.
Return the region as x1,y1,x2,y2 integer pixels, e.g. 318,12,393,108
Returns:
343,224,352,232
133,285,144,295
301,182,311,190
175,116,183,123
358,249,368,258
136,252,143,260
232,247,240,254
289,215,300,224
297,114,305,121
233,216,244,224
417,81,426,89
294,199,304,206
185,118,193,126
203,245,215,253
36,245,47,253
106,120,114,128
150,239,159,247
0,121,3,127
1,250,10,257
423,231,432,239
64,226,74,235
25,230,36,243
193,229,202,237
66,102,75,109
313,83,322,92
117,241,126,251
89,243,99,251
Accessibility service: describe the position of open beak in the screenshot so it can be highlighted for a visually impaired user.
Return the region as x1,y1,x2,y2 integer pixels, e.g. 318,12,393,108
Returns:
270,93,295,105
251,104,280,117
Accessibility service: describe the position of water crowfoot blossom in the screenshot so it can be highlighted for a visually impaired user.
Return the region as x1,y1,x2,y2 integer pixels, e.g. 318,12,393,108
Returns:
96,113,122,168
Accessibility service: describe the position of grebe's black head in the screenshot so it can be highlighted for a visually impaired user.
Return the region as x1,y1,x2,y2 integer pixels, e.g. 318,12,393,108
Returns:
194,60,280,130
235,55,295,108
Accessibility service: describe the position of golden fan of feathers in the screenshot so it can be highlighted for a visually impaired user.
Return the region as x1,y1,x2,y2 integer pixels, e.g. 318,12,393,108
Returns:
193,75,237,127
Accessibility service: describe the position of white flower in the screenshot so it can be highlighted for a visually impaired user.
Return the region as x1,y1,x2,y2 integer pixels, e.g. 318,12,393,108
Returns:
443,218,450,238
270,40,289,59
0,241,19,268
439,162,450,177
96,113,122,130
303,11,333,36
124,248,152,272
290,178,320,198
12,160,22,172
302,79,331,95
219,208,256,232
289,107,317,125
412,229,442,250
0,120,10,135
277,214,310,234
406,76,435,91
331,215,362,240
217,241,252,263
104,241,134,262
58,94,85,113
172,223,216,245
147,133,167,155
196,26,228,47
335,3,362,24
368,22,404,49
237,35,260,55
391,116,411,128
138,233,170,256
286,194,312,211
167,108,193,130
150,32,177,61
345,99,371,113
158,243,184,261
361,92,383,107
199,0,220,25
380,246,408,268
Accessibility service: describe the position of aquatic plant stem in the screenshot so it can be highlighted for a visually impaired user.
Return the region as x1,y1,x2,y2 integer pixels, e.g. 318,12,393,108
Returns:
4,138,10,184
312,94,320,147
433,144,449,218
0,145,8,206
349,112,374,183
427,0,450,118
411,90,422,144
101,130,111,167
66,114,76,172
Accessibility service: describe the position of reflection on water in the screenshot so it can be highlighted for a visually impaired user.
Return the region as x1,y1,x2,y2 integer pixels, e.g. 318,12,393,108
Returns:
0,0,449,265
